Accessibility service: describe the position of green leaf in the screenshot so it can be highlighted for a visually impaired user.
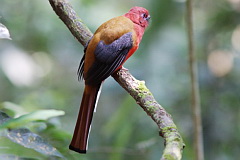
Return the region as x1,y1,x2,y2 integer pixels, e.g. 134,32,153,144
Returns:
0,111,65,159
6,128,64,158
0,102,28,118
0,109,65,129
0,111,11,125
0,155,25,160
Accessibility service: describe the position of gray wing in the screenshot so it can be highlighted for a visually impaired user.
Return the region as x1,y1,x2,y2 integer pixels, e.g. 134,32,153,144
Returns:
78,32,133,85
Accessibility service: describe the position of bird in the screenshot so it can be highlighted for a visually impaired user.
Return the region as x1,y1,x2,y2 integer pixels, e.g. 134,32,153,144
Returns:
69,6,150,154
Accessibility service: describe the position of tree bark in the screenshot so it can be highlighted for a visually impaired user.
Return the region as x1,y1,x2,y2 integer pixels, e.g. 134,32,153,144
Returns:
48,0,185,159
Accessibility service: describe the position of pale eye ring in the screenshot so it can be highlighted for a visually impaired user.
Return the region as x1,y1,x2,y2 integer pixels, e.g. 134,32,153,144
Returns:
142,13,148,18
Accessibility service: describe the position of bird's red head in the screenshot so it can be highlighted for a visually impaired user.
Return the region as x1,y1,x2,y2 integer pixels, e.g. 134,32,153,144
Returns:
124,6,150,29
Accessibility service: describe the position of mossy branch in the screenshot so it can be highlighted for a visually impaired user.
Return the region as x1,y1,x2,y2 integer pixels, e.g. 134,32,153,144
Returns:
49,0,92,45
112,68,184,160
48,0,185,159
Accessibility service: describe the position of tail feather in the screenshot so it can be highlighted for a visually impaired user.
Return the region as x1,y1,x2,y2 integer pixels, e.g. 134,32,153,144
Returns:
69,84,101,153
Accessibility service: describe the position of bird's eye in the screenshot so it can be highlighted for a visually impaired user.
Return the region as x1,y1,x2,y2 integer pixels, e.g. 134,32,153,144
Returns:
141,13,150,22
142,13,148,18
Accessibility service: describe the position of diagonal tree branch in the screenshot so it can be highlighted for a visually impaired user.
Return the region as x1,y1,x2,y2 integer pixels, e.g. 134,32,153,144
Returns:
48,0,185,159
112,68,184,160
49,0,92,45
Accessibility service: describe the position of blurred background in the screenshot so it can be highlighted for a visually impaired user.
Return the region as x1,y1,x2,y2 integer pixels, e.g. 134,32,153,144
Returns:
0,0,240,159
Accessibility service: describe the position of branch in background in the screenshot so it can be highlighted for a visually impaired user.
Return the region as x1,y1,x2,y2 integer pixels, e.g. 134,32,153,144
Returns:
48,0,185,159
186,0,204,160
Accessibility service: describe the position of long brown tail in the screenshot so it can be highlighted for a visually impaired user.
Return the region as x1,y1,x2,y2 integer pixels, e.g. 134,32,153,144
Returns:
69,84,101,154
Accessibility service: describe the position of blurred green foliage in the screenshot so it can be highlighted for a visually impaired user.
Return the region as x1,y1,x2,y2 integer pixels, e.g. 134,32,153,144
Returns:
0,0,240,159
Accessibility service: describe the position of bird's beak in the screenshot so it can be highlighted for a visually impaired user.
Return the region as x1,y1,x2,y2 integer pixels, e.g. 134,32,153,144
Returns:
146,16,151,22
